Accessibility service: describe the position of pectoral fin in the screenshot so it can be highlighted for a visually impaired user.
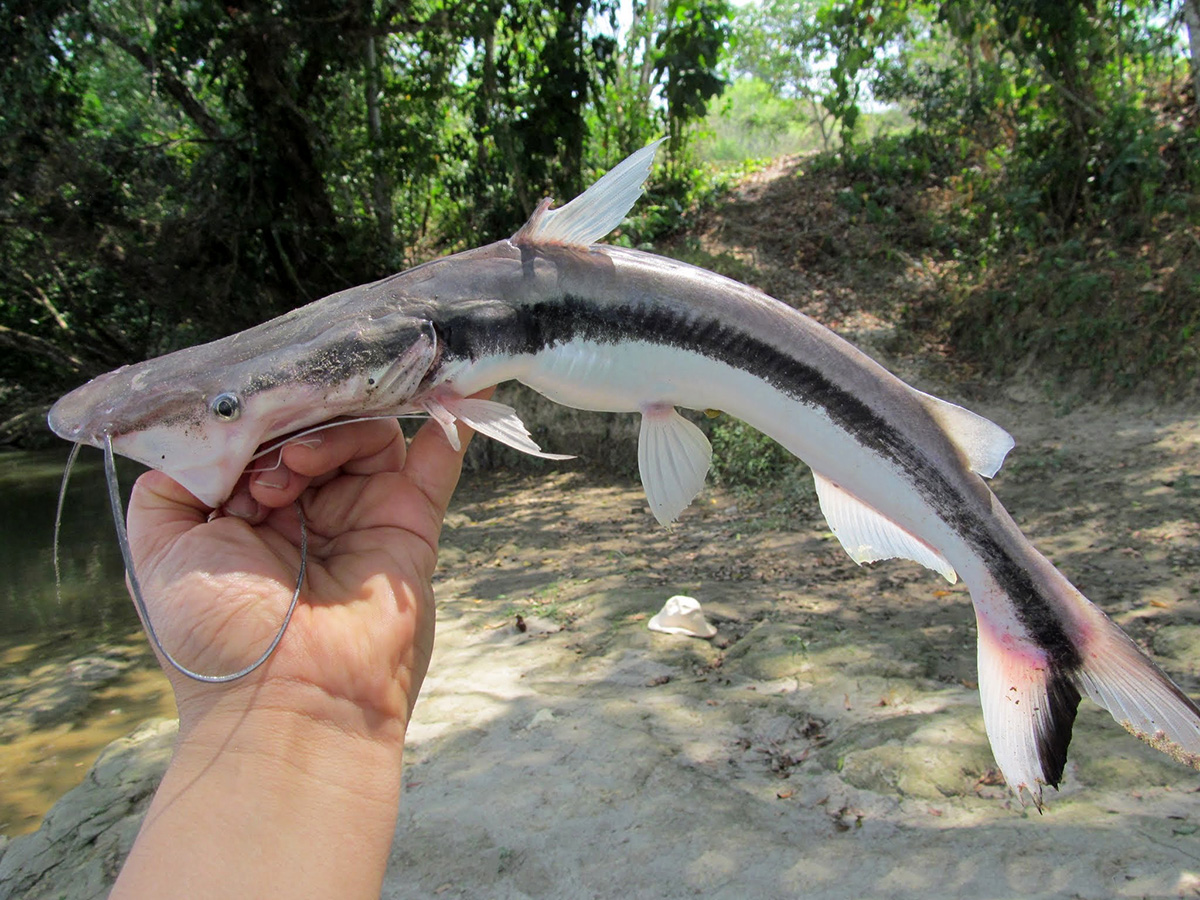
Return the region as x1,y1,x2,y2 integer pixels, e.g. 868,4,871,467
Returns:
812,471,957,583
422,396,574,460
638,405,712,527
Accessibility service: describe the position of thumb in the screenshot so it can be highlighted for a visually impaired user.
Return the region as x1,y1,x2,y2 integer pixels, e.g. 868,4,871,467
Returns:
403,386,496,516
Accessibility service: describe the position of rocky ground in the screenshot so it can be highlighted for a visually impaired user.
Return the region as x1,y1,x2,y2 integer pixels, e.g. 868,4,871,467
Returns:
3,157,1200,899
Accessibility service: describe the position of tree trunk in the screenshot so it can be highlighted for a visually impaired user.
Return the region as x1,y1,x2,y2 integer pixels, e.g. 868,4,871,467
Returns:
1185,0,1200,105
365,33,394,253
639,0,662,96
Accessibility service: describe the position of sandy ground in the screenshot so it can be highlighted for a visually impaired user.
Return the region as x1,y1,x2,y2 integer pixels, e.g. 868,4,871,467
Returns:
379,389,1200,900
5,157,1200,898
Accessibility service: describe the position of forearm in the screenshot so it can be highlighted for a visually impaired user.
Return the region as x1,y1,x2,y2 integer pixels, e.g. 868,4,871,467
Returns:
110,688,406,900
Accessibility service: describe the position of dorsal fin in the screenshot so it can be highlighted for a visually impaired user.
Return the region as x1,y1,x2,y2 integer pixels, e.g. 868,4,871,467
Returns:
913,389,1015,478
513,139,664,248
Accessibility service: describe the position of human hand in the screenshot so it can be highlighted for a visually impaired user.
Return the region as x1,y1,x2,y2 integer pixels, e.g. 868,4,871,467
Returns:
112,409,482,900
125,410,479,743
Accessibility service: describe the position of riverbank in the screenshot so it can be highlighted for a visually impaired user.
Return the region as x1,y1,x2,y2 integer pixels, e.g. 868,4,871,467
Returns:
4,389,1200,897
0,633,173,836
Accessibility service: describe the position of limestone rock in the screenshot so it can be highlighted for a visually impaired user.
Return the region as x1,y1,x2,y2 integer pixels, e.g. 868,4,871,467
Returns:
0,718,177,900
821,707,996,800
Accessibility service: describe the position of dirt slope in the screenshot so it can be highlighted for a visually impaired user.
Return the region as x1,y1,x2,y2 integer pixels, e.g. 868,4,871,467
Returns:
382,161,1200,898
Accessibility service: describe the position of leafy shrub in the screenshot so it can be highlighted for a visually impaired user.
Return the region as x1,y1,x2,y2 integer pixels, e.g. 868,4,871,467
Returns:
709,417,795,487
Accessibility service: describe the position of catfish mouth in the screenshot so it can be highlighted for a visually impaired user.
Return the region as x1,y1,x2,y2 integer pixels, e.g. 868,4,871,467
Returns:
176,412,431,507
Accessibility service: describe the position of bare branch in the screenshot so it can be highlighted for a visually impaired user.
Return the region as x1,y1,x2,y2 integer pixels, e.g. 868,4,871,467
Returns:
92,22,226,143
0,325,85,374
0,405,55,447
20,272,69,331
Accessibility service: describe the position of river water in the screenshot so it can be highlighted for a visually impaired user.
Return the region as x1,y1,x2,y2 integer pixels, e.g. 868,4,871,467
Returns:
1,447,175,837
0,447,143,636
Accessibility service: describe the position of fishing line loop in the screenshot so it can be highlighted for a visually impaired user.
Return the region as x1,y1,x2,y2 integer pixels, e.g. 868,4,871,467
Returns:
103,434,306,684
247,413,429,467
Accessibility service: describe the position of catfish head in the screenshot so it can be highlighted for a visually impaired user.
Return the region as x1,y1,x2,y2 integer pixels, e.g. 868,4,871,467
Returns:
48,305,439,507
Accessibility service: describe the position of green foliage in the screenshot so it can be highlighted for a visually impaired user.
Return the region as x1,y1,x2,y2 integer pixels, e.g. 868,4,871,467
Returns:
698,78,830,162
657,0,732,129
729,0,1200,393
0,0,732,439
838,132,936,184
728,0,922,153
940,225,1200,392
709,417,796,488
708,416,817,523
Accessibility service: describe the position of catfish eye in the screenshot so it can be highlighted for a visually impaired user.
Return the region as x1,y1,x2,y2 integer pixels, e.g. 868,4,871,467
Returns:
210,392,242,422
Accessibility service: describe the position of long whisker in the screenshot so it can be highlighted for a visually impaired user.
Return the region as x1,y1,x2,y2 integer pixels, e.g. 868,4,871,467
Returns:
53,441,83,603
103,434,307,684
247,413,430,464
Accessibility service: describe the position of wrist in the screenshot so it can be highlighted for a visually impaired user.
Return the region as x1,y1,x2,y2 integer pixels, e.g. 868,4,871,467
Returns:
173,677,409,783
173,661,414,739
112,688,406,900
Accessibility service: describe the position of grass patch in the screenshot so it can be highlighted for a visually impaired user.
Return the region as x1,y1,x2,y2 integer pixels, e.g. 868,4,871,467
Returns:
707,416,819,530
942,230,1200,393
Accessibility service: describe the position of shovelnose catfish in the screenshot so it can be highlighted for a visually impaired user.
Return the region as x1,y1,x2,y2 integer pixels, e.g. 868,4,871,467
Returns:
49,141,1200,804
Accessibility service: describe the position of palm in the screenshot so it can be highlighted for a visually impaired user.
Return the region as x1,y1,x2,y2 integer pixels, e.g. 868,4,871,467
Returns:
125,416,473,732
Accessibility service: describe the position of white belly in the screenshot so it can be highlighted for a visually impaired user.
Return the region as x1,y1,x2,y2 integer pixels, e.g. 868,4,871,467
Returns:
446,337,980,575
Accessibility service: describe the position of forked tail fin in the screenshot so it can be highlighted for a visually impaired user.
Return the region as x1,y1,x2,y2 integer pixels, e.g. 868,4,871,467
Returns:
1075,618,1200,768
972,565,1200,807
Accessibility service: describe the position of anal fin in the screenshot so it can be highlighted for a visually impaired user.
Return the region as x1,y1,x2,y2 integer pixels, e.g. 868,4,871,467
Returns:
812,472,957,583
638,405,712,527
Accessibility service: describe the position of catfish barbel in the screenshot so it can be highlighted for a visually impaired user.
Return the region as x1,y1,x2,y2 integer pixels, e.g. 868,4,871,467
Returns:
48,141,1200,803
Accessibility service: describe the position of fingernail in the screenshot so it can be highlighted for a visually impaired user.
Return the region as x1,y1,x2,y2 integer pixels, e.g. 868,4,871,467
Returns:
224,491,259,519
254,467,290,490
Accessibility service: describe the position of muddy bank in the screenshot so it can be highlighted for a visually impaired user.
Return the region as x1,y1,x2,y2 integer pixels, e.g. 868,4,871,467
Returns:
386,403,1200,898
0,635,174,838
11,389,1200,898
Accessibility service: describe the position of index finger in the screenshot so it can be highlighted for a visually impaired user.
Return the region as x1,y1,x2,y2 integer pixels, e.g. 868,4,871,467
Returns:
250,418,407,508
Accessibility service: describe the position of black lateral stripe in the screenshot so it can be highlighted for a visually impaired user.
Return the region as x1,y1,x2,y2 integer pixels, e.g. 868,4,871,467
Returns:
437,293,1082,671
